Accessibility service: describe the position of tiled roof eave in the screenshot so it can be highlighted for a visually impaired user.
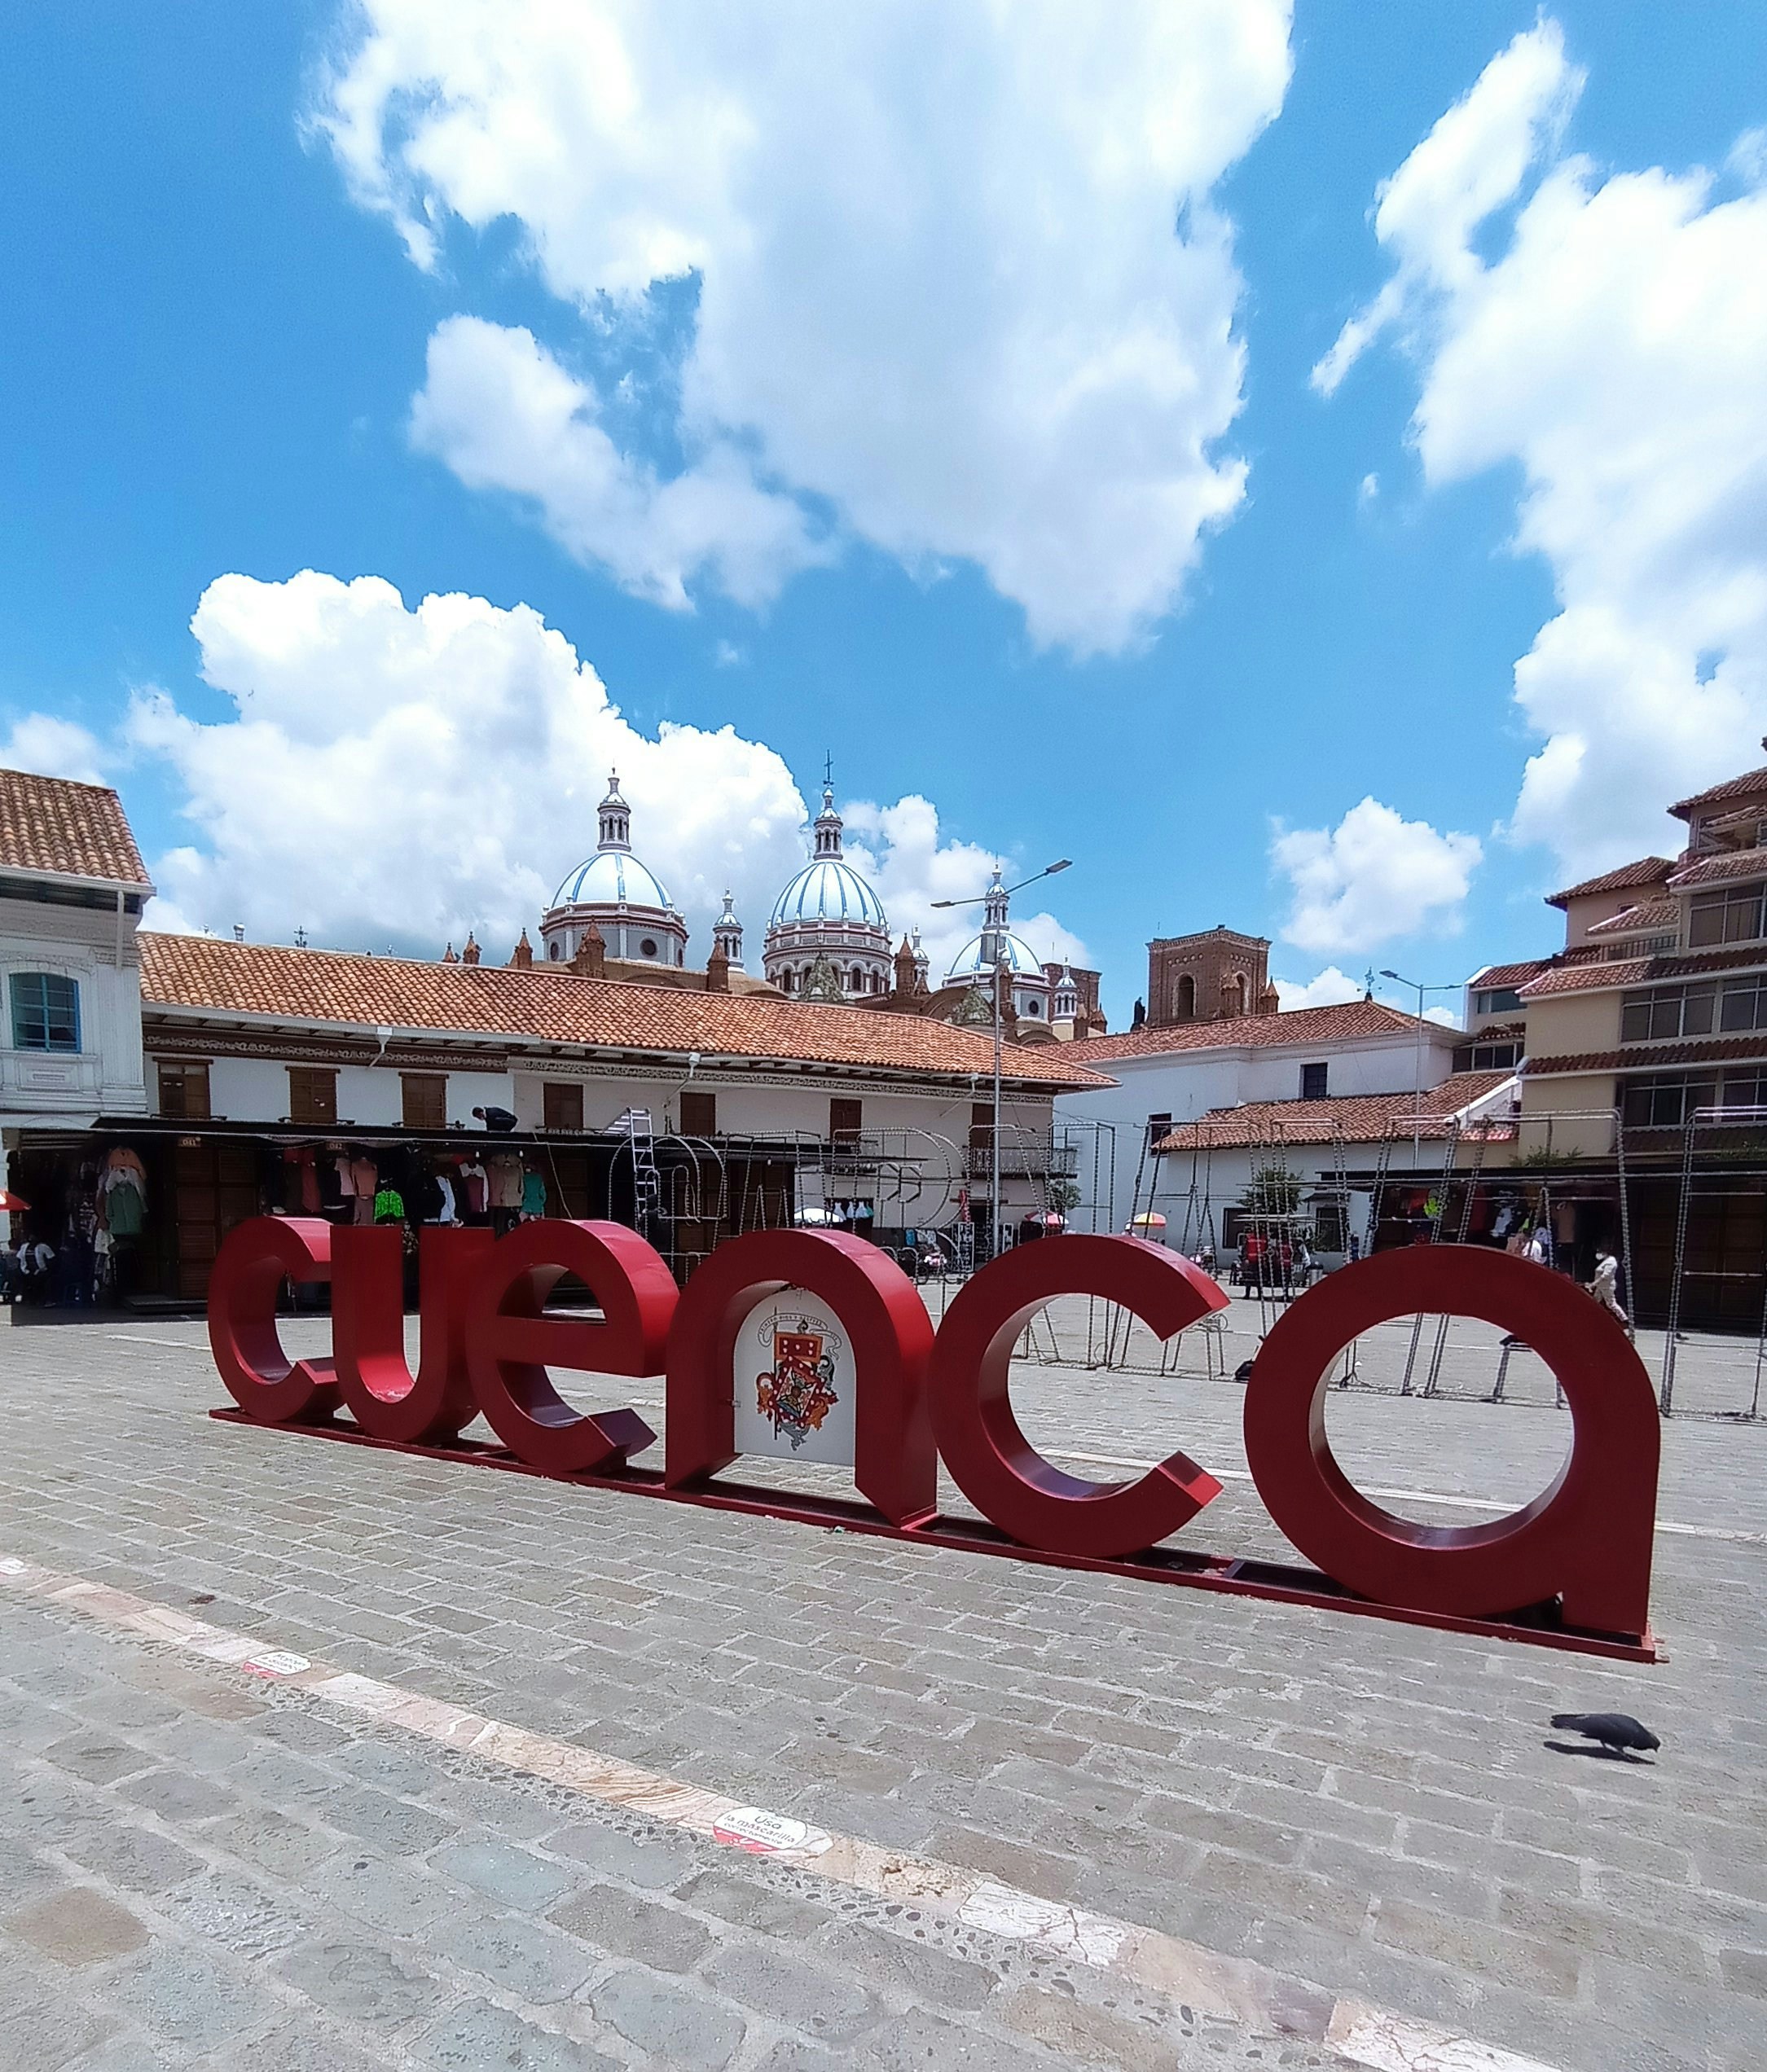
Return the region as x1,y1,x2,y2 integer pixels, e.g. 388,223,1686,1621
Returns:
134,940,1101,1094
1543,856,1677,908
146,1003,1079,1085
0,860,157,894
1526,1033,1767,1076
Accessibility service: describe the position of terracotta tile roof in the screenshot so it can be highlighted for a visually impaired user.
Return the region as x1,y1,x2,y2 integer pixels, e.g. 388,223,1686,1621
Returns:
1471,958,1558,992
1061,999,1433,1063
1667,848,1767,890
1584,898,1680,938
1522,940,1767,999
1519,959,1650,998
138,933,1110,1088
1670,766,1767,819
1527,1035,1767,1078
1153,1072,1518,1152
1544,857,1675,908
1461,1019,1527,1041
0,766,152,886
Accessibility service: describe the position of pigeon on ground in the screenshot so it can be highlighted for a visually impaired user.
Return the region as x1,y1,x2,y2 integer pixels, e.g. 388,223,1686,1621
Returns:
1549,1712,1660,1757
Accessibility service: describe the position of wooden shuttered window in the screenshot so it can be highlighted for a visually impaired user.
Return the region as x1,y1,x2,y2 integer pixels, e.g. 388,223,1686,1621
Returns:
543,1081,585,1133
156,1060,210,1120
679,1089,716,1136
829,1097,862,1143
287,1066,337,1127
401,1073,447,1130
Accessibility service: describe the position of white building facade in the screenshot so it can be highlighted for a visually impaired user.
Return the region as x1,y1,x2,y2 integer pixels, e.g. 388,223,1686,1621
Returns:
1055,999,1462,1237
1,772,152,1142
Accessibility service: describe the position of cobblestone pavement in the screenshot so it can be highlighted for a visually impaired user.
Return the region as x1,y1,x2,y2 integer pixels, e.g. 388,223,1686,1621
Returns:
2,1311,1764,2070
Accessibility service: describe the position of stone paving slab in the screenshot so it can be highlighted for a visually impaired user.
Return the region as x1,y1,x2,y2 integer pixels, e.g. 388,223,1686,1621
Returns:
2,1315,1765,2067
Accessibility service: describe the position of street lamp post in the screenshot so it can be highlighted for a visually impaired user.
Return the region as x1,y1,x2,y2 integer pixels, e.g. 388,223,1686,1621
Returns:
934,858,1072,1266
1378,969,1461,1167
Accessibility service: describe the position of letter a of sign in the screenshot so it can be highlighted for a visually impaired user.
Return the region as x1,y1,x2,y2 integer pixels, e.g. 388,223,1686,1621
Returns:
1245,1248,1659,1635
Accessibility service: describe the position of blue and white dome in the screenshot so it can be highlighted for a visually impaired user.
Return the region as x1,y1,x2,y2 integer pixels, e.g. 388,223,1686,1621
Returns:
771,858,887,931
552,849,674,912
762,778,893,1001
538,771,688,968
944,930,1045,983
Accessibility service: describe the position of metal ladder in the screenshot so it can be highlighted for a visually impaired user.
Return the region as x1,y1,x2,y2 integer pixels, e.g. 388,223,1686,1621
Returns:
615,1108,663,1229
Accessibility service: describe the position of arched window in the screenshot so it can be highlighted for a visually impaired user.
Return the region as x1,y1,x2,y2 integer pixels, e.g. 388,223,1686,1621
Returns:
851,966,865,991
10,972,80,1052
780,970,794,994
1176,974,1195,1020
1236,974,1249,1013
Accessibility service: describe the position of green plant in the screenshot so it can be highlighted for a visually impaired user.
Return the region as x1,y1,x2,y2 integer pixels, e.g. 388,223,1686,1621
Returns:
1240,1162,1301,1217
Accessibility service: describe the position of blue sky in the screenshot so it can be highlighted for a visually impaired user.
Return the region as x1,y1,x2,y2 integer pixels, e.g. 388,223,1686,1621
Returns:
3,2,1765,1027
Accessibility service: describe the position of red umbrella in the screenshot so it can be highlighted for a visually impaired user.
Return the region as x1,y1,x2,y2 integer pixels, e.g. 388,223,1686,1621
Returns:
0,1190,29,1213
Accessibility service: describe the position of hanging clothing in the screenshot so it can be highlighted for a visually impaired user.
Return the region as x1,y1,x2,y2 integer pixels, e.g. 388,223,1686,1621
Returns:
105,1147,148,1192
521,1170,547,1218
488,1155,525,1211
106,1177,147,1240
282,1145,320,1214
372,1185,406,1225
433,1174,458,1225
459,1160,488,1217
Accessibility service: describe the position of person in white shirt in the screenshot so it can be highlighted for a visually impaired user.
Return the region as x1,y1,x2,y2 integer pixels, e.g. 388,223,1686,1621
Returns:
1589,1249,1633,1337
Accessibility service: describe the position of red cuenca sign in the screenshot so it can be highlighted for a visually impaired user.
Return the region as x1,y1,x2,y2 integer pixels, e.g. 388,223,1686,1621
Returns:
207,1220,1661,1657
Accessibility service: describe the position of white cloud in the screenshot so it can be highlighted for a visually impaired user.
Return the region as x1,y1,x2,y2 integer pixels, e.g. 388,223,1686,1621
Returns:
1271,964,1364,1012
410,318,825,611
0,713,111,786
1319,18,1767,876
1312,21,1580,397
841,794,1090,982
316,0,1293,652
125,569,1085,975
1273,797,1481,956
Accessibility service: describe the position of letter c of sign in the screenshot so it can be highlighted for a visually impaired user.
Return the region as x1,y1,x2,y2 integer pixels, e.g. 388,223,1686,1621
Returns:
461,1219,675,1473
207,1215,340,1424
1245,1247,1659,1635
929,1235,1224,1559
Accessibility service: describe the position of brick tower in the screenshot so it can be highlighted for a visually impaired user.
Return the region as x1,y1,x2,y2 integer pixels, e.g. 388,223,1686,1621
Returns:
1146,927,1274,1029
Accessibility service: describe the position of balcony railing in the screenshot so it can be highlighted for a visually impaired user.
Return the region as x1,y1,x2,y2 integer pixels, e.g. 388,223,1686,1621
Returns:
0,1047,106,1104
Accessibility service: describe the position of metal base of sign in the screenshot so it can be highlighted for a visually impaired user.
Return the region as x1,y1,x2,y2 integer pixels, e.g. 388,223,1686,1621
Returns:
209,1408,1662,1662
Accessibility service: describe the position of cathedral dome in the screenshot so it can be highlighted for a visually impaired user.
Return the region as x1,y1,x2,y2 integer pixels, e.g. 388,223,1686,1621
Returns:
771,857,887,931
540,771,687,968
552,849,674,913
762,777,892,1001
944,930,1045,984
